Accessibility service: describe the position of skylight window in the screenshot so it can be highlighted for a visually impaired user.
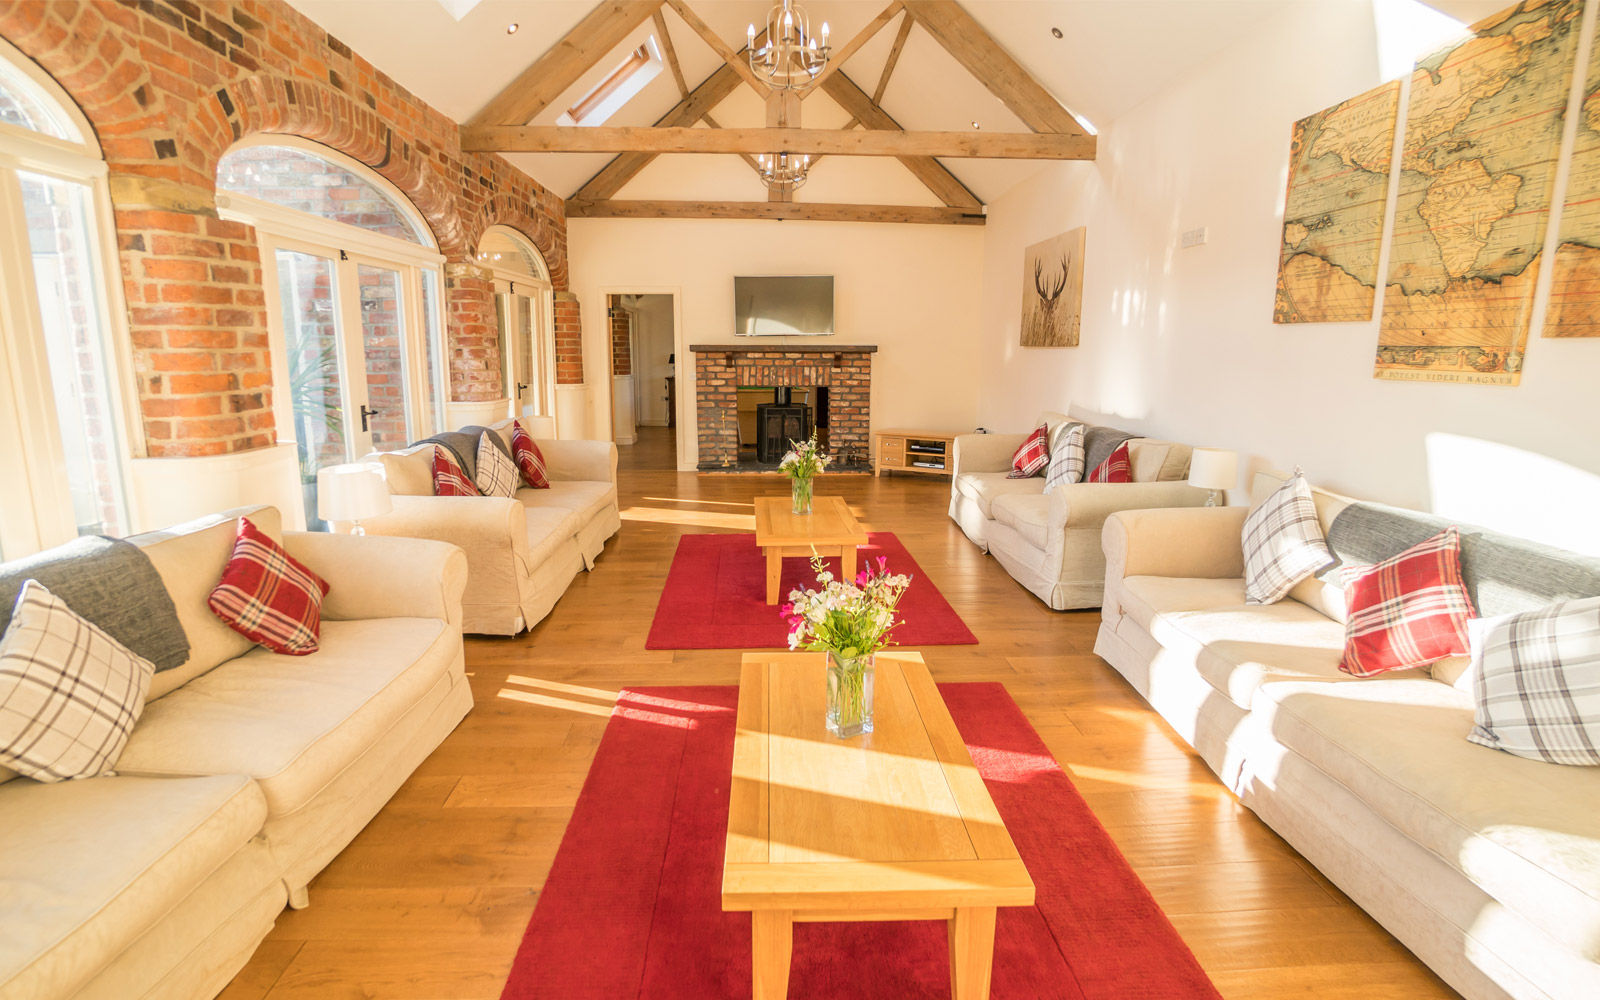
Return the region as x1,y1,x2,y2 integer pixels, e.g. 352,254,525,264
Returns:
557,38,664,127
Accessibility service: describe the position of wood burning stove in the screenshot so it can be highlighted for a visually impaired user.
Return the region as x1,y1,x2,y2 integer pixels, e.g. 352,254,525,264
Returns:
755,387,813,463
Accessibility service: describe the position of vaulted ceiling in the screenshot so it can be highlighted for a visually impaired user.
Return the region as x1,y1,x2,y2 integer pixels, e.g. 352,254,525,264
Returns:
286,0,1497,216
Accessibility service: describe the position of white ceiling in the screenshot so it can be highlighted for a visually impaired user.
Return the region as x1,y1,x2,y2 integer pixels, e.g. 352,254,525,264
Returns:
283,0,1489,205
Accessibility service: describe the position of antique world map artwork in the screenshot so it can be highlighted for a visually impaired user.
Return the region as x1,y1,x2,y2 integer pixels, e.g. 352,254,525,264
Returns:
1546,5,1600,337
1376,0,1582,385
1274,80,1401,323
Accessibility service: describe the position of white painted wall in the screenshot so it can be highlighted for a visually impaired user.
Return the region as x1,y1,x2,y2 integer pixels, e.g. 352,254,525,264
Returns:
972,0,1600,535
632,294,675,426
568,218,986,469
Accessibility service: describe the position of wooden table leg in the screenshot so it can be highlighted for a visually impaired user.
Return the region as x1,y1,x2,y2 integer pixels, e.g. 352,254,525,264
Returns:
766,548,782,605
752,910,793,1000
949,906,997,1000
840,544,857,585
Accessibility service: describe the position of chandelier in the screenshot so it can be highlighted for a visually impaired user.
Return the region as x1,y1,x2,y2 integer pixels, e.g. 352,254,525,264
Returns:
746,0,829,92
755,152,811,191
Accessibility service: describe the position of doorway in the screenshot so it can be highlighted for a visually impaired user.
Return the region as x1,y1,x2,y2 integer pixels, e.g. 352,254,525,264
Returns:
607,292,677,471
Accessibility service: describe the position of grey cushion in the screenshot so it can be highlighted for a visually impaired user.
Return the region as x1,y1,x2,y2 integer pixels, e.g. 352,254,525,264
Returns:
1327,503,1600,617
462,424,512,462
1083,425,1136,476
0,536,189,672
415,431,479,480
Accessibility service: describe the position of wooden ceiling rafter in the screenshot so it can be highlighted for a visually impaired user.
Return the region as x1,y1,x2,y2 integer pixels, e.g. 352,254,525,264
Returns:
653,7,689,99
662,0,768,95
567,200,983,225
463,125,1095,159
802,2,903,95
874,14,915,105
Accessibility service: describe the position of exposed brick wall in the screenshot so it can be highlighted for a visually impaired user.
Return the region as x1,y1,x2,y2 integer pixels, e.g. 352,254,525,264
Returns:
694,348,872,470
553,292,583,386
0,0,578,457
608,296,631,377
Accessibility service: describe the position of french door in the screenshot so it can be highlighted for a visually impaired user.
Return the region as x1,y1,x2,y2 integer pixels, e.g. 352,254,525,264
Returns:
495,279,554,420
262,233,438,525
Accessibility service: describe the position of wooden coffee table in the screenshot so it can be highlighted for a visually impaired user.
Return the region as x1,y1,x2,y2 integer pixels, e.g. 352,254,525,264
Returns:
752,495,870,605
723,651,1035,1000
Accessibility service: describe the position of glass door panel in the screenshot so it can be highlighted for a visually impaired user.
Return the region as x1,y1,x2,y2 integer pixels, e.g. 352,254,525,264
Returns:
514,294,536,417
20,171,128,538
355,264,411,451
275,247,345,528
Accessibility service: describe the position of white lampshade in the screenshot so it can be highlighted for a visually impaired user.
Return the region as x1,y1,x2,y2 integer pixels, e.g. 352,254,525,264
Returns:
1188,448,1238,492
315,463,393,523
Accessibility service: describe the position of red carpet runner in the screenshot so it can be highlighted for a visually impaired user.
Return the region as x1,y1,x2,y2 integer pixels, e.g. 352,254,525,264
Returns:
645,531,978,649
500,683,1221,1000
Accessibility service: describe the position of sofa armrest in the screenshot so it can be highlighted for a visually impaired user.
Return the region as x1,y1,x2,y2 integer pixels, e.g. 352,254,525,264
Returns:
360,495,530,569
951,433,1024,480
282,531,469,626
1051,481,1212,533
1102,506,1249,582
538,438,617,484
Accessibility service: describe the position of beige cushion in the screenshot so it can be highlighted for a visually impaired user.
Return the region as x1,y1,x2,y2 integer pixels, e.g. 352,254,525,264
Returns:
130,505,283,702
1149,601,1426,710
989,494,1052,549
0,772,266,999
952,472,1045,520
526,507,583,567
1257,677,1600,961
516,481,617,524
1119,576,1247,631
115,617,455,818
368,444,435,498
1126,440,1193,483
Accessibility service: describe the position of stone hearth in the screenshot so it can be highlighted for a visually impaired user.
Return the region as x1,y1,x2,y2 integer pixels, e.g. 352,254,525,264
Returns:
692,344,876,471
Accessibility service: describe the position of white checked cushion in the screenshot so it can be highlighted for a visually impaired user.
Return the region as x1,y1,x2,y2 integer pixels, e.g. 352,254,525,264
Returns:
1468,597,1600,765
1242,469,1335,605
0,580,153,782
1042,422,1086,495
475,433,517,499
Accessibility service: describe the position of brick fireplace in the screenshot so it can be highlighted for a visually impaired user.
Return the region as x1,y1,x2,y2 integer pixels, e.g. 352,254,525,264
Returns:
692,344,876,471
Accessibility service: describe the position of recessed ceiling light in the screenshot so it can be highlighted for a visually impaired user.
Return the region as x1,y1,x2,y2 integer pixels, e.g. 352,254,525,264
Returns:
506,22,519,34
971,121,981,129
1050,27,1063,39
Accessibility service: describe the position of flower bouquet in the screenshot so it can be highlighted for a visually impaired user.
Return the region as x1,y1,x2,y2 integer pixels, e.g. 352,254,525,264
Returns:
777,433,830,514
784,554,912,738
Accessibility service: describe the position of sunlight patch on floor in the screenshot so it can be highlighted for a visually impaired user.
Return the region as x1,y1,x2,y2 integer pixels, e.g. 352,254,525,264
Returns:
621,505,755,530
642,497,755,509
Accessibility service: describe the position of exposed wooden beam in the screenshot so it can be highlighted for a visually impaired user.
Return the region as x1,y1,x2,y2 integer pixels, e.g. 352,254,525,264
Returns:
702,113,765,173
818,70,980,210
900,0,1084,136
653,8,689,99
874,14,914,104
470,1,663,126
566,199,985,225
662,0,766,94
463,125,1096,159
805,2,902,93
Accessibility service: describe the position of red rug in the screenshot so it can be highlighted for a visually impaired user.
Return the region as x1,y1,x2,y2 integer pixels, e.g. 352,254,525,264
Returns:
499,683,1221,1000
645,531,977,649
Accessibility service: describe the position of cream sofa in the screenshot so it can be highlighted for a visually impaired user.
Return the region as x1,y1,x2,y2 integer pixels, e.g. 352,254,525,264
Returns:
362,419,621,635
0,504,471,1000
1095,472,1600,1000
949,412,1210,609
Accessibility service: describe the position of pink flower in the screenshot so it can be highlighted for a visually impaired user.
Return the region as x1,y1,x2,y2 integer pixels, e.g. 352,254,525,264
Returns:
855,570,870,586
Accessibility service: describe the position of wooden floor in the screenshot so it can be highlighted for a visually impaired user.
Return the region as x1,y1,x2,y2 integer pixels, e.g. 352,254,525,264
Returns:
222,426,1459,1000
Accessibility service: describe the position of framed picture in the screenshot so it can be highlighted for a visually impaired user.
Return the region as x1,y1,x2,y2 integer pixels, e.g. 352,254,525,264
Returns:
1021,227,1085,347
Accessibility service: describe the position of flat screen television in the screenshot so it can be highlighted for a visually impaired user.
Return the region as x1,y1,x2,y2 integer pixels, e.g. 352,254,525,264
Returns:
734,275,834,336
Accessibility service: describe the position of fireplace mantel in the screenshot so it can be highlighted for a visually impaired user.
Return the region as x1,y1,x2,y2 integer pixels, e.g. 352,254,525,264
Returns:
690,344,879,354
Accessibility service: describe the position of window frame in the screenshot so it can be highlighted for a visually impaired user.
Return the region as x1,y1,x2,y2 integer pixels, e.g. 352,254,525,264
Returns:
0,37,142,557
477,225,557,430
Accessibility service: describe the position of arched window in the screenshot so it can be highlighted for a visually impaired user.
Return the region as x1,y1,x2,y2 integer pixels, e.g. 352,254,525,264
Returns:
476,226,555,426
215,137,447,527
0,39,137,558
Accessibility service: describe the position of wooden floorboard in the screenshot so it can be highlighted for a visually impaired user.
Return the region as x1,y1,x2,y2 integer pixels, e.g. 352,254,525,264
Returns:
223,426,1460,999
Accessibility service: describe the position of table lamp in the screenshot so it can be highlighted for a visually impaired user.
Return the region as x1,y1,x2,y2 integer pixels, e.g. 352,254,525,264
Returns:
316,462,393,534
1188,448,1238,507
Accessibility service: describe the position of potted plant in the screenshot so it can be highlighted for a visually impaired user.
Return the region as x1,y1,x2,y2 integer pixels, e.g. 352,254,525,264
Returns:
778,433,829,515
784,555,912,738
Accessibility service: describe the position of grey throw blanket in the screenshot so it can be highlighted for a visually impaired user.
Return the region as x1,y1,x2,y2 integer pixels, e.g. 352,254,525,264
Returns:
415,425,511,482
1083,425,1137,475
0,536,190,671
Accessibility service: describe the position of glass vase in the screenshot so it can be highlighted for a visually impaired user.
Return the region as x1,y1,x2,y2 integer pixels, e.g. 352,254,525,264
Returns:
826,650,875,738
791,475,814,515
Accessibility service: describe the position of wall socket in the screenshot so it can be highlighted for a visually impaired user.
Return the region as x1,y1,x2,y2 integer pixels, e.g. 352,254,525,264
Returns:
1181,227,1208,249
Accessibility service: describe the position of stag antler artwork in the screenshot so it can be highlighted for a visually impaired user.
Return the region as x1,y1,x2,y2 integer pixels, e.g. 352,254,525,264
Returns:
1021,229,1084,347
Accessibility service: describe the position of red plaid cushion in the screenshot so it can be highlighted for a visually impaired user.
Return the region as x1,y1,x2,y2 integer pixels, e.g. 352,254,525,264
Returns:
1006,424,1049,479
432,446,480,497
1339,526,1477,677
1087,442,1132,483
512,421,551,489
207,517,330,656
